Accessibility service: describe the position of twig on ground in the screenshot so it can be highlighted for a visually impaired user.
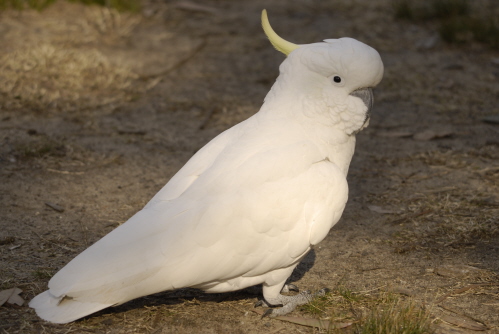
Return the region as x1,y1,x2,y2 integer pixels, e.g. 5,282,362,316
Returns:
45,202,64,213
199,108,217,130
438,304,489,330
388,209,433,225
435,283,499,304
46,169,85,175
251,308,352,330
33,232,76,252
138,39,207,80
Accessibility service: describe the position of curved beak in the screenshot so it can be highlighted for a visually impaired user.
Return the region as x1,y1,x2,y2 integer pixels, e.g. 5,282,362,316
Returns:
350,87,374,118
349,88,374,135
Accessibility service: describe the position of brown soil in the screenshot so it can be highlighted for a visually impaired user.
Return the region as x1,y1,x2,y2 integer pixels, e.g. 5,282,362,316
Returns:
1,0,498,333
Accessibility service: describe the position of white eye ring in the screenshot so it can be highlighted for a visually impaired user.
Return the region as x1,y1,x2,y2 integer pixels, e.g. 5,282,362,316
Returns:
330,75,345,86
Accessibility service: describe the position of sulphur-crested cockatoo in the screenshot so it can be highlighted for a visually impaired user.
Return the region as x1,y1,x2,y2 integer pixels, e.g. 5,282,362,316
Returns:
30,10,383,323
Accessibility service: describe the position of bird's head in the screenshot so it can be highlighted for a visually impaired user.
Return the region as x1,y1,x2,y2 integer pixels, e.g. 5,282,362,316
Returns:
262,10,384,135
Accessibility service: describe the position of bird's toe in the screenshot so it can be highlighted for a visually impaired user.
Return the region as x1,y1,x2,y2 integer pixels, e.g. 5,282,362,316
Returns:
260,288,330,319
261,309,274,318
254,299,270,308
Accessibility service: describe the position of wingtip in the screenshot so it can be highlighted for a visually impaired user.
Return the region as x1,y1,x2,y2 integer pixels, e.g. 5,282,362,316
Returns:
30,290,112,324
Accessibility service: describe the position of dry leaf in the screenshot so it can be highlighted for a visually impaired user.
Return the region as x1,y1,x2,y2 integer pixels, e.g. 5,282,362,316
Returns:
271,315,352,330
0,288,24,307
173,1,219,14
45,202,65,212
435,283,499,304
436,323,473,333
0,236,15,245
413,129,453,141
368,205,400,214
435,264,482,278
440,314,488,331
482,115,499,124
386,286,414,296
377,131,413,138
251,309,352,330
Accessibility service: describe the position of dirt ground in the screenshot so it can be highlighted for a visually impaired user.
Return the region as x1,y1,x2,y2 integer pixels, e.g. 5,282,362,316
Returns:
0,0,498,333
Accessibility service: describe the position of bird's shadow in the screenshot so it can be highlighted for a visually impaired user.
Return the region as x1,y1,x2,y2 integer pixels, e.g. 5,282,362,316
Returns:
81,250,317,323
289,248,316,283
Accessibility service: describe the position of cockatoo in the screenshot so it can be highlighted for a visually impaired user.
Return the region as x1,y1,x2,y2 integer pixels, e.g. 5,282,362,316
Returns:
30,10,383,323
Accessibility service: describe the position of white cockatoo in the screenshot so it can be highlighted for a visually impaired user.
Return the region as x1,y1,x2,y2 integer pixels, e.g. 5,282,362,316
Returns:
30,10,383,323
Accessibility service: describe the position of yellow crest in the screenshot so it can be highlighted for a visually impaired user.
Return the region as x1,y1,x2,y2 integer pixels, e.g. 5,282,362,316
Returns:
261,9,300,56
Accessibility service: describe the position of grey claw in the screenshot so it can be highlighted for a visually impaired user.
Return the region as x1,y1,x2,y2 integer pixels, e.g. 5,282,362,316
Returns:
261,309,273,319
318,288,330,295
254,299,270,308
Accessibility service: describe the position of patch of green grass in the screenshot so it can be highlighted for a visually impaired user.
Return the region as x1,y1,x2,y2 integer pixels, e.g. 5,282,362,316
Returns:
469,17,499,49
393,0,470,21
301,287,433,333
438,16,499,47
393,0,498,49
337,286,363,303
68,0,139,12
0,0,140,11
32,269,54,280
15,138,66,159
300,291,332,316
359,300,432,334
0,0,53,10
393,0,414,20
438,17,472,44
0,276,15,290
431,0,470,19
393,0,470,20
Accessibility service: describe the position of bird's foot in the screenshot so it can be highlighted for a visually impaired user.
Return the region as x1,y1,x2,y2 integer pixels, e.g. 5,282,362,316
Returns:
261,288,329,318
254,299,270,308
254,284,300,308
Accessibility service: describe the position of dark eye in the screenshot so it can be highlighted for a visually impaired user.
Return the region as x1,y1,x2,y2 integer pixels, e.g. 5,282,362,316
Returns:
333,76,342,83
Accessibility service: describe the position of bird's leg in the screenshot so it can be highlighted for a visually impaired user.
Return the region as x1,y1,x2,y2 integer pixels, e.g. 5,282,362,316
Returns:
254,283,300,308
260,283,329,317
281,283,299,293
254,299,270,308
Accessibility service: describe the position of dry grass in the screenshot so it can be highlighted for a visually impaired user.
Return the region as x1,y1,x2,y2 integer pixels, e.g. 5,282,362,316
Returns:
12,135,66,160
0,3,147,113
0,44,138,112
395,192,499,246
366,148,499,253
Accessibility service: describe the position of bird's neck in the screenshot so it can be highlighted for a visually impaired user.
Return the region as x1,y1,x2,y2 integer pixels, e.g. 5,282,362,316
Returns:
258,97,357,176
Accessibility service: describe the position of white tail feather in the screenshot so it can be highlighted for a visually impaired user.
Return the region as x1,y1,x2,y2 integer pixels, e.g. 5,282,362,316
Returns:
29,291,113,324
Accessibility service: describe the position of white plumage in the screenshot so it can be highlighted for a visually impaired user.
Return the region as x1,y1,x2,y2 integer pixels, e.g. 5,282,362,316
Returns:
30,10,384,323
